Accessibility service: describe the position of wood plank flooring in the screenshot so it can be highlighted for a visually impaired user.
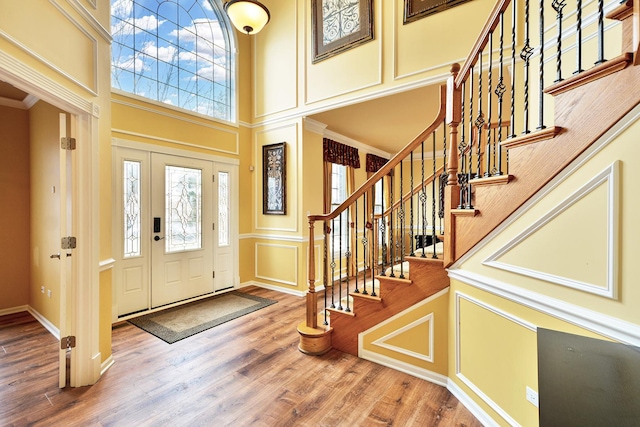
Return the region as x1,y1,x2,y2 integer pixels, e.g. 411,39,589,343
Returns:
0,286,483,426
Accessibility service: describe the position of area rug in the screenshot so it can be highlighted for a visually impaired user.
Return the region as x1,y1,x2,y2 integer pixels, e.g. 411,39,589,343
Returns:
128,291,277,344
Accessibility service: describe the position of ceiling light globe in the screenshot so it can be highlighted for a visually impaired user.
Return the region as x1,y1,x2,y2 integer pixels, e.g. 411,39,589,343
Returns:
225,0,270,35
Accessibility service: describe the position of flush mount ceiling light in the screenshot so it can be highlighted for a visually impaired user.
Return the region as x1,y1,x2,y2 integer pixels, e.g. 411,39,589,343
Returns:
224,0,271,35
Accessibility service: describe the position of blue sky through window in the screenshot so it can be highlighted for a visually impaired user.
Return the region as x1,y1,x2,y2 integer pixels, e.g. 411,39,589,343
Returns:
111,0,233,121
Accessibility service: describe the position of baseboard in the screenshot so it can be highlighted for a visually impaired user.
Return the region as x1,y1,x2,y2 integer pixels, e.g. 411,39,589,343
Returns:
447,380,500,427
101,354,115,376
27,306,60,340
359,349,449,387
239,280,313,297
0,305,28,316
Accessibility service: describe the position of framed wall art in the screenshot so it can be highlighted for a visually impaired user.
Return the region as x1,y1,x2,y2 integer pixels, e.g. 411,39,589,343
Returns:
404,0,472,24
312,0,374,63
262,142,287,215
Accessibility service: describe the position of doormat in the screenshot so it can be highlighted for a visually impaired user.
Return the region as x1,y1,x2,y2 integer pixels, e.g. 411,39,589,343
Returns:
127,291,277,344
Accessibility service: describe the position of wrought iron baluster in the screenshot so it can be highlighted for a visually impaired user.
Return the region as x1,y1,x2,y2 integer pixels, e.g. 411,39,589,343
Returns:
344,207,351,312
389,171,395,277
379,176,386,277
575,0,584,74
410,151,415,257
510,0,517,138
495,12,506,176
552,0,566,83
354,198,359,294
538,0,546,130
361,193,368,295
399,162,405,279
323,222,329,325
420,140,427,258
440,123,447,231
330,218,336,309
467,73,474,209
338,212,343,311
432,132,437,259
476,50,485,178
596,0,606,65
521,0,533,134
459,81,468,209
485,33,493,177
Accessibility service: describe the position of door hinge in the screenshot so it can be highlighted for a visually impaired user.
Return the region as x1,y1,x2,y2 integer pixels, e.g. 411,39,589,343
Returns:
213,271,215,279
61,236,77,249
212,175,215,182
212,223,215,230
60,336,76,350
61,137,76,150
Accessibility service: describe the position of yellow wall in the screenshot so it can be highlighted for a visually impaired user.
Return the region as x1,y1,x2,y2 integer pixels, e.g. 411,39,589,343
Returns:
28,101,63,325
448,105,640,425
361,289,449,380
0,106,30,311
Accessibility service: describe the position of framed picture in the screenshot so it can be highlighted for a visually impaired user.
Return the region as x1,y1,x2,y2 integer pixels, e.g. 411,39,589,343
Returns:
312,0,374,63
404,0,472,24
263,142,286,215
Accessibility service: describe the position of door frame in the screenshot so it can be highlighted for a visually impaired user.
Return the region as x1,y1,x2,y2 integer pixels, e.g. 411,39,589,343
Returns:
0,53,102,386
111,138,240,321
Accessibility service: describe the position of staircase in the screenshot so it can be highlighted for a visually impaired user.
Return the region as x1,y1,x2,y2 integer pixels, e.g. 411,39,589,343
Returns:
298,0,640,357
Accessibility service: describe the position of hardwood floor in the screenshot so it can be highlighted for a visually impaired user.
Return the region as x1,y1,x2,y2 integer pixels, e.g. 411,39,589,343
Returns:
0,287,482,426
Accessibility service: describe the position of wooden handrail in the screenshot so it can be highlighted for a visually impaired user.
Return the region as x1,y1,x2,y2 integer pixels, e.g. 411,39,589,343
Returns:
308,84,447,223
381,165,445,217
455,0,511,87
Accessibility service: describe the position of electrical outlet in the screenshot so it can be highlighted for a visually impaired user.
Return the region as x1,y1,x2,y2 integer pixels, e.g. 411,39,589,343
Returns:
41,286,45,294
47,289,52,298
526,386,538,407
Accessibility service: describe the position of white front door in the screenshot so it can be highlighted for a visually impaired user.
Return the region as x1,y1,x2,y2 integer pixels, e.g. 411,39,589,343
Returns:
150,153,214,307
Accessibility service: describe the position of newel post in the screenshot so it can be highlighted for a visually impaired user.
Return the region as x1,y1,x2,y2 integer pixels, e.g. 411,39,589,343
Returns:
306,219,318,329
444,63,462,267
297,218,332,355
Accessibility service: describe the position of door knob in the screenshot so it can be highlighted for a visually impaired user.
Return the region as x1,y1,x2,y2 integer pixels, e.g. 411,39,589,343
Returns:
154,235,164,241
50,253,61,259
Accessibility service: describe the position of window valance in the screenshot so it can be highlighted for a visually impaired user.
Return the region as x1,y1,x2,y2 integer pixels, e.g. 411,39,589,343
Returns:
323,138,361,168
365,153,388,172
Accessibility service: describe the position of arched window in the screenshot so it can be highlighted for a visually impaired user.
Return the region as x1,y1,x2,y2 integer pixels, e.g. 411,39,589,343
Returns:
111,0,235,122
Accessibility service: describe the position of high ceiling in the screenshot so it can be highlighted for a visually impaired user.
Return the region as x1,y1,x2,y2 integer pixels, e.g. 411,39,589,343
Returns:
308,83,444,155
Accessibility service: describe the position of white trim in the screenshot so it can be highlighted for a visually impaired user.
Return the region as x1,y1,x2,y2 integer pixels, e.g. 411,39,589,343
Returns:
255,243,299,287
111,138,239,165
371,313,435,363
0,51,93,115
238,233,312,242
239,280,309,297
100,355,115,376
454,292,533,427
483,161,619,299
0,305,28,316
99,258,116,271
360,350,449,387
302,117,328,134
111,127,239,156
451,101,640,270
449,269,640,347
63,0,111,42
28,306,60,339
447,380,501,427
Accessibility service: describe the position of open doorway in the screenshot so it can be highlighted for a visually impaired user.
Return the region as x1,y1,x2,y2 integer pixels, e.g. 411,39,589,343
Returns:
0,66,101,387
